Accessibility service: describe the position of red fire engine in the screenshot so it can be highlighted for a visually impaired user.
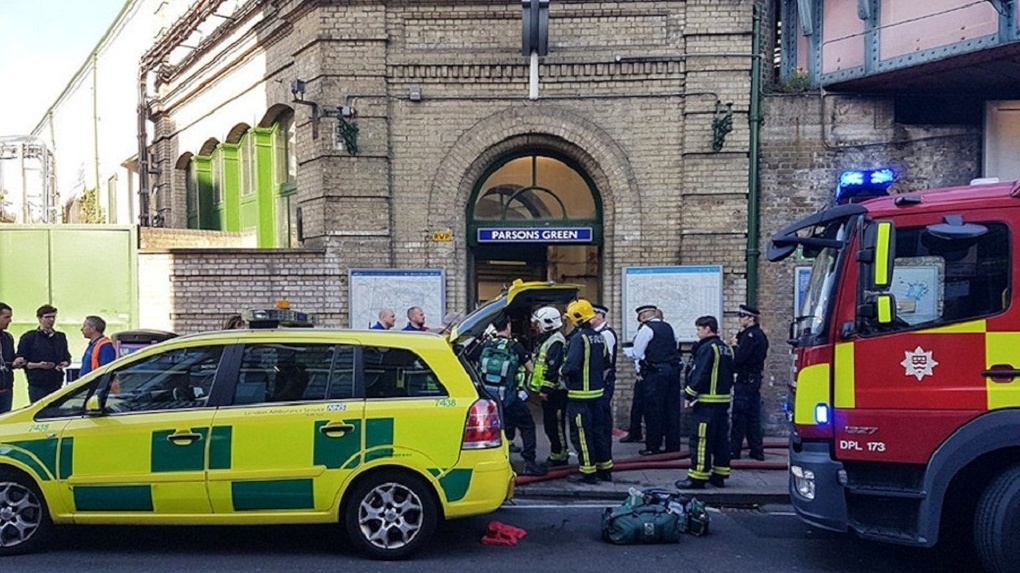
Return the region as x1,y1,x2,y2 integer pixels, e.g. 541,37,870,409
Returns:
768,173,1020,573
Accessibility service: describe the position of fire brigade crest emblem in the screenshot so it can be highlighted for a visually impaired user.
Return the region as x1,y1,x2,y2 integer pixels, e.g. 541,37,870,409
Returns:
900,346,939,381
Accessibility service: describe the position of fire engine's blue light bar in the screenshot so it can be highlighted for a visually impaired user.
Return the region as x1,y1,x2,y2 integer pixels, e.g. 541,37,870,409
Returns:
835,167,895,204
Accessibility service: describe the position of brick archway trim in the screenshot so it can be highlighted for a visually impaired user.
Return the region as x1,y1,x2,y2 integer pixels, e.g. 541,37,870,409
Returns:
427,104,642,314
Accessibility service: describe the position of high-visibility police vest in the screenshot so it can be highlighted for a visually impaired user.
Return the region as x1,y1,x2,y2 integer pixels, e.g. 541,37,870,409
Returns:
530,331,565,392
90,337,114,371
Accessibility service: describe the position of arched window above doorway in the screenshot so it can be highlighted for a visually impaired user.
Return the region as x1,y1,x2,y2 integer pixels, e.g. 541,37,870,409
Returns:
472,154,598,221
466,150,604,304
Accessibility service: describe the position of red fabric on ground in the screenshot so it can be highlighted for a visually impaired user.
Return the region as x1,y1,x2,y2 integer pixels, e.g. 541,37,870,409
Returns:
480,520,528,546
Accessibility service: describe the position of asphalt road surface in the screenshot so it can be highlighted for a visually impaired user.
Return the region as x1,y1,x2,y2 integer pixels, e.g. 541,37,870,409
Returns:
4,501,973,573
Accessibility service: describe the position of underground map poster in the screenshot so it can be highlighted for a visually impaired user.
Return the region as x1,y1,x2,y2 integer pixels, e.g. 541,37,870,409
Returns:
621,265,724,343
348,269,446,330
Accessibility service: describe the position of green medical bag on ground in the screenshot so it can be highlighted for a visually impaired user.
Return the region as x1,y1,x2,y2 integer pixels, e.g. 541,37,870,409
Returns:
601,488,710,544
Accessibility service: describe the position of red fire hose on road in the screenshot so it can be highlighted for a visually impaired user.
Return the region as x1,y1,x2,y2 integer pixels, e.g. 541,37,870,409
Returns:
515,439,789,485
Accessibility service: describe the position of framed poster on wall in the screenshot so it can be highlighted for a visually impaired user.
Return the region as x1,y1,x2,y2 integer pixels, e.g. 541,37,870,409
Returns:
348,269,446,330
621,265,724,343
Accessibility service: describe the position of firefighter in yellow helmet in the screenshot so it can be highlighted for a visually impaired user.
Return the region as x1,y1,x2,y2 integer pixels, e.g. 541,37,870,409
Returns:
530,305,569,466
562,299,612,484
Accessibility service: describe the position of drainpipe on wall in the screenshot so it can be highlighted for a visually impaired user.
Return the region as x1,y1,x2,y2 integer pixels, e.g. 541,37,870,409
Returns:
47,113,56,222
745,4,763,307
137,71,150,227
92,53,101,209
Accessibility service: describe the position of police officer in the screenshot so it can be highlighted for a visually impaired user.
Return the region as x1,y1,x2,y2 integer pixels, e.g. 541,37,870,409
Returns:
529,305,569,467
629,305,682,455
562,299,611,484
591,304,617,469
675,315,734,489
730,304,769,460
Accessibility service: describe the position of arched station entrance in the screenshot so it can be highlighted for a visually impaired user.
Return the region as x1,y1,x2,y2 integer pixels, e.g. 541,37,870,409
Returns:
466,150,603,306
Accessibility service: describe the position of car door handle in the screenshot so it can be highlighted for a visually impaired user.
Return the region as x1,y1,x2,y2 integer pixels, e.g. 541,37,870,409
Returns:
319,422,356,437
982,364,1020,383
166,431,203,445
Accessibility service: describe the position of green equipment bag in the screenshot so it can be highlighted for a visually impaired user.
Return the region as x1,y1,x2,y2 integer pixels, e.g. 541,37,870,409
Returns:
601,488,710,544
601,490,684,544
641,488,711,536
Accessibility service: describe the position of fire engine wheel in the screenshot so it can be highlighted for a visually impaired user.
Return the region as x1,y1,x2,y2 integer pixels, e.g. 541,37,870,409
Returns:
343,471,438,560
974,463,1020,573
0,469,52,556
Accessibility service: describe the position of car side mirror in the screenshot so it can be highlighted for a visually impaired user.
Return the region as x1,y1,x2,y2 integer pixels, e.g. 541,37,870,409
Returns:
85,395,104,416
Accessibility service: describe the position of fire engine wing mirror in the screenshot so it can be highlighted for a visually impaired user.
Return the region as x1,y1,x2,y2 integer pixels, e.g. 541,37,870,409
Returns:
859,220,895,289
767,204,866,262
857,293,897,326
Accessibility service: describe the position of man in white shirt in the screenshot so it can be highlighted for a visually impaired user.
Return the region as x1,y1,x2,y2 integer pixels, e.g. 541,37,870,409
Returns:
627,305,682,454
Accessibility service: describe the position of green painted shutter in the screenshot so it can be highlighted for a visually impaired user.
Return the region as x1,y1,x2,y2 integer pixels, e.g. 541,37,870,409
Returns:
253,127,277,247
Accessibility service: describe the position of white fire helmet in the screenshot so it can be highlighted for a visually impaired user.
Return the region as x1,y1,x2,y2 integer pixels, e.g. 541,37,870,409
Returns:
532,306,563,332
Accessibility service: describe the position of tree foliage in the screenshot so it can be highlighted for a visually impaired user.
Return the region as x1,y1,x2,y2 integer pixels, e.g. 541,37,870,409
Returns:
80,187,106,224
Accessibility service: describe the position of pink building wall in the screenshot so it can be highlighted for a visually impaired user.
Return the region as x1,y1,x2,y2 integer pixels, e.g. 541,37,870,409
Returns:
880,0,998,60
821,0,865,74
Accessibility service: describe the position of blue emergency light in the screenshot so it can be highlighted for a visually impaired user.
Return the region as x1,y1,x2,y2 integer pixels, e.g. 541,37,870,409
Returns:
815,403,830,425
835,167,895,204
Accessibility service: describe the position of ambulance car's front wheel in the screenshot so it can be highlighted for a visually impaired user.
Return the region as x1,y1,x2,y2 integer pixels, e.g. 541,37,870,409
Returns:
0,469,51,556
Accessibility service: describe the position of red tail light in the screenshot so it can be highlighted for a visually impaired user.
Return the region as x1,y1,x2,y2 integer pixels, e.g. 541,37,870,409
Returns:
462,398,502,449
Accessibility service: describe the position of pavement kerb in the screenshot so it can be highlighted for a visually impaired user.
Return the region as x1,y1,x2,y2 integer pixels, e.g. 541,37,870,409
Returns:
513,457,790,507
510,487,791,508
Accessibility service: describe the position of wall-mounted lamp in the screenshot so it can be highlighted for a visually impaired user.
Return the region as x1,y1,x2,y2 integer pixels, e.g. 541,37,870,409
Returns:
290,78,359,154
290,79,307,101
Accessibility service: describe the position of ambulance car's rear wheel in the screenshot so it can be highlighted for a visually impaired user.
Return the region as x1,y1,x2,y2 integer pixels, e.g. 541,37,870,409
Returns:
343,471,438,560
0,469,51,556
974,463,1020,573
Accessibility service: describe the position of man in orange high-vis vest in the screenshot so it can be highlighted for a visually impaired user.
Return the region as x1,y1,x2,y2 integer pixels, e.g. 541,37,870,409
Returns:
80,315,116,377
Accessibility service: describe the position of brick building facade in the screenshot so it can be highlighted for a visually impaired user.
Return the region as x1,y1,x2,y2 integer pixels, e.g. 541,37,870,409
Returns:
147,0,758,428
141,1,987,434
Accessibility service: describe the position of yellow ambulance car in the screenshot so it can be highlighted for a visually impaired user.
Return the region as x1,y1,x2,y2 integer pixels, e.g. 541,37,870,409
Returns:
0,280,577,559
